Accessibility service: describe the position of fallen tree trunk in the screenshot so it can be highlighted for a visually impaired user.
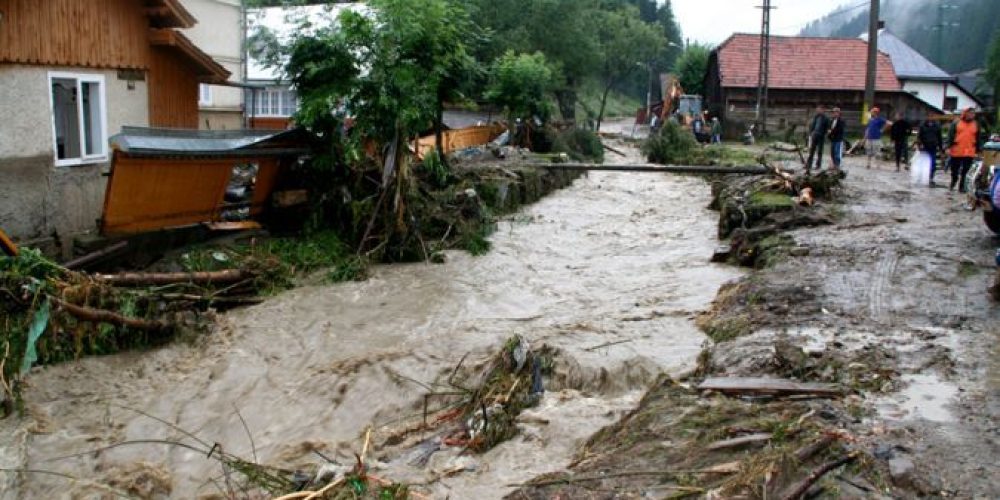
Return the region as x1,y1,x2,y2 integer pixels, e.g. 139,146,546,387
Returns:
779,452,860,500
52,298,170,331
526,163,770,175
159,293,264,306
95,269,249,287
63,241,128,270
698,377,844,398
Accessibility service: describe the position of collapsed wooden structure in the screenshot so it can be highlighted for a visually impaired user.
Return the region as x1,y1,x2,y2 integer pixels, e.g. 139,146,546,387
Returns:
102,127,310,235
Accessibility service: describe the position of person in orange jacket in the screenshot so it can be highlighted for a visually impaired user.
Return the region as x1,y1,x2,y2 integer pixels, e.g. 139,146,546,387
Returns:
947,107,984,193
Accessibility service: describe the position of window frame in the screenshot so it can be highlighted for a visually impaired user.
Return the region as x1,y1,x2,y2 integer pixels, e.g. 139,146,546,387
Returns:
48,71,108,167
199,83,213,106
254,87,297,118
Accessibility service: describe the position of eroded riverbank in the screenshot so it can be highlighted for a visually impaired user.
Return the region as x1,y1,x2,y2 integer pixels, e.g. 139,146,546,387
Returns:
0,141,741,498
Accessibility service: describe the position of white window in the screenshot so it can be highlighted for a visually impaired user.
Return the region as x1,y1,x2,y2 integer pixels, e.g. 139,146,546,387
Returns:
199,84,213,106
49,72,108,167
253,87,298,117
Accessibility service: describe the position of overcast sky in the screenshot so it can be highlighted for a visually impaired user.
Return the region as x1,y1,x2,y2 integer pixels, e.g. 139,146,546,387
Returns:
671,0,863,45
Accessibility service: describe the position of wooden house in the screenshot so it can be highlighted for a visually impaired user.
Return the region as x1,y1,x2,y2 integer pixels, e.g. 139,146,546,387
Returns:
0,0,231,255
704,34,940,139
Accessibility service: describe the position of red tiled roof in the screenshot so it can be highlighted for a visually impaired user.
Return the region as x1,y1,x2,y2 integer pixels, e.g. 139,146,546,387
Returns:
716,34,901,92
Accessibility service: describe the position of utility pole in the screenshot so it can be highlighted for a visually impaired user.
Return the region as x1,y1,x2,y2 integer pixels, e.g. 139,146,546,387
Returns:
934,3,959,65
863,0,880,122
755,0,774,136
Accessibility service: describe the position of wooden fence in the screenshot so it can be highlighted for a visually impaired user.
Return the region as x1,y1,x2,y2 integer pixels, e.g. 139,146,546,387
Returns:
414,124,506,159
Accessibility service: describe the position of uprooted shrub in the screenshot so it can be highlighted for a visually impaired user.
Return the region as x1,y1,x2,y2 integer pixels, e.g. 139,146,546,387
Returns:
0,250,221,416
553,128,605,163
642,119,699,164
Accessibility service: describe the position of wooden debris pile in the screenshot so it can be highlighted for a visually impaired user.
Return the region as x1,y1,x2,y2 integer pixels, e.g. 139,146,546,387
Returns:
712,164,843,268
0,249,269,416
510,376,885,500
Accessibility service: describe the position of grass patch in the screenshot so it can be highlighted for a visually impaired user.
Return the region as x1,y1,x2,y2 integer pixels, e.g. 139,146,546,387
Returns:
748,192,795,209
576,83,641,123
181,230,368,293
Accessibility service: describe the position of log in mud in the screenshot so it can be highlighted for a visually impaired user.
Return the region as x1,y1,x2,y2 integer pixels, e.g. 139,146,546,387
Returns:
0,139,742,499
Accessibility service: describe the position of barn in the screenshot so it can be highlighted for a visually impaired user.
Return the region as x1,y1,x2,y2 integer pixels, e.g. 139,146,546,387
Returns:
704,34,942,139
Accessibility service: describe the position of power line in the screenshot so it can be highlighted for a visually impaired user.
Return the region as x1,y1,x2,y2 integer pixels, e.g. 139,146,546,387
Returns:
756,0,775,135
774,1,869,33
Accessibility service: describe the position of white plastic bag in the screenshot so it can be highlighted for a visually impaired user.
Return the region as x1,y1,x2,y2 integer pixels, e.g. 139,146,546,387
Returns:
910,151,932,186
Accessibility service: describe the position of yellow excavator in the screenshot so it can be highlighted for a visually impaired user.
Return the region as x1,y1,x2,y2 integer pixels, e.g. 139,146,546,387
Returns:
649,75,706,139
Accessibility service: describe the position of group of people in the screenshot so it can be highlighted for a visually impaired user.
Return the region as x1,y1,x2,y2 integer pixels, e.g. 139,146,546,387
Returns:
804,105,985,192
804,105,847,171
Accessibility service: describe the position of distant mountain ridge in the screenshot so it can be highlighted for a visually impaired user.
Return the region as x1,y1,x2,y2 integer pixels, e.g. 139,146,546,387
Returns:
800,0,1000,75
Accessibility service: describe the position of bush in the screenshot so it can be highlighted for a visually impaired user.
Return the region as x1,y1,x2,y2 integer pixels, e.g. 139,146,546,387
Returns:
642,120,698,164
553,128,605,163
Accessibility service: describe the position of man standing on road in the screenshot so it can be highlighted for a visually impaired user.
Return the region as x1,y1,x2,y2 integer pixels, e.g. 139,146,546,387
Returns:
890,112,912,172
828,107,846,170
805,105,831,171
917,118,943,186
947,107,982,193
710,117,722,144
864,107,888,169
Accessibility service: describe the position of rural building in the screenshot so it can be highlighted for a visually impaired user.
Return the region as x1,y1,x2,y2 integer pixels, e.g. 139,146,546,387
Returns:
180,0,247,130
861,30,981,113
955,69,994,109
704,34,940,139
0,0,230,254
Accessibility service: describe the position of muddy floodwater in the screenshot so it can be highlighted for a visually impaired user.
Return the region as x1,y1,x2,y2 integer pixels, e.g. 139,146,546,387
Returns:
1,146,742,499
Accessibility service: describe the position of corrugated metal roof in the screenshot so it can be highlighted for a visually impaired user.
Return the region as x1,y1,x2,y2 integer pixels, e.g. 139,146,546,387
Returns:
110,127,309,157
861,30,952,81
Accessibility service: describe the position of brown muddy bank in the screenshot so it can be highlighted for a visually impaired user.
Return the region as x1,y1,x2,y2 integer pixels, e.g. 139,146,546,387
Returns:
511,155,1000,498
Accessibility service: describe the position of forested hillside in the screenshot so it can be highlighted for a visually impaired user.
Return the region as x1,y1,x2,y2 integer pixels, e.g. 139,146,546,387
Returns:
801,0,1000,73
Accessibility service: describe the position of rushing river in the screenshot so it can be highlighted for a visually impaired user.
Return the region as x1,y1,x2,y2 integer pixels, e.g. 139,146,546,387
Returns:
1,143,742,499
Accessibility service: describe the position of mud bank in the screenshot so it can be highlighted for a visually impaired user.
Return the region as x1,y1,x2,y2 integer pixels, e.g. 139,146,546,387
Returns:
512,155,1000,498
0,141,741,498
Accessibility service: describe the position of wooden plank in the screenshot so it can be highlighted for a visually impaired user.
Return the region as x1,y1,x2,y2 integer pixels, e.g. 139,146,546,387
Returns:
148,45,199,128
0,0,151,70
706,433,773,451
525,163,770,175
698,377,843,397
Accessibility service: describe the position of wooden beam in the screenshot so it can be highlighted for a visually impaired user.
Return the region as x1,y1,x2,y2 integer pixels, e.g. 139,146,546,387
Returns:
523,163,770,175
698,377,843,398
0,228,18,257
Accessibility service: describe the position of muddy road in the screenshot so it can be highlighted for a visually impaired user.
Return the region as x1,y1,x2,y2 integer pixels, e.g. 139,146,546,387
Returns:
509,151,1000,498
0,142,741,498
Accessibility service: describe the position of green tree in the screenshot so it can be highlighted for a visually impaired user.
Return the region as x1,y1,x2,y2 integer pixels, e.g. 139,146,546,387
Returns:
985,31,1000,100
485,51,554,123
673,43,711,97
656,1,684,76
283,0,476,156
468,0,602,121
594,7,664,131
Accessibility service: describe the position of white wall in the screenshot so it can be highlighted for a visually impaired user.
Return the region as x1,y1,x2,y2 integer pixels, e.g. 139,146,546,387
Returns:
946,83,981,112
0,65,149,247
902,80,946,111
180,0,244,124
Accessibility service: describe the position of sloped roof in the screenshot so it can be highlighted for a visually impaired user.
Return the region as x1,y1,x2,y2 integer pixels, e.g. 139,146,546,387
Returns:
715,34,901,92
145,0,197,29
110,126,309,157
149,28,231,84
860,30,951,81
